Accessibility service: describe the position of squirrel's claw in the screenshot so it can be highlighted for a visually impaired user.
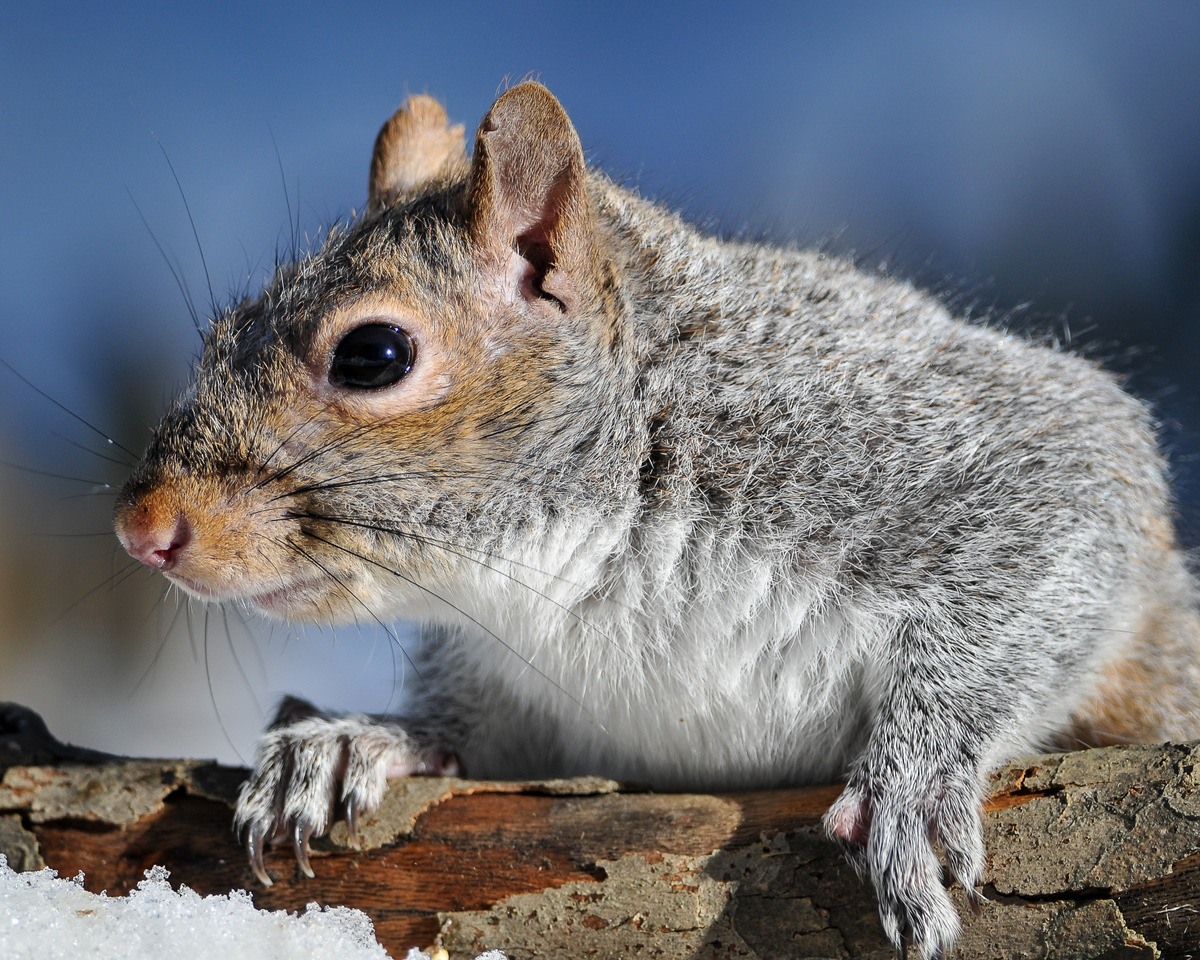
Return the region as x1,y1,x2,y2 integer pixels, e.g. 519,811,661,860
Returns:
293,820,315,878
345,794,361,849
965,885,988,916
246,821,272,887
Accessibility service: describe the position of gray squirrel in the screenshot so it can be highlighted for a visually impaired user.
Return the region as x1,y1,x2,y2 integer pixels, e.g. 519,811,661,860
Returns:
113,82,1200,958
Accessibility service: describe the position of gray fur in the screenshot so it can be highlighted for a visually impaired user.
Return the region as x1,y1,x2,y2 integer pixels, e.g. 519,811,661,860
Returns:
114,83,1200,958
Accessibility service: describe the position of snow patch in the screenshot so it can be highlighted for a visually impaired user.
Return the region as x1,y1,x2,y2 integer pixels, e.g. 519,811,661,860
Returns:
0,856,506,960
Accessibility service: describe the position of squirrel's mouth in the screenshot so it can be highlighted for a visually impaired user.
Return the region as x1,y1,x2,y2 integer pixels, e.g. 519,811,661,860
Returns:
165,572,333,616
165,574,219,599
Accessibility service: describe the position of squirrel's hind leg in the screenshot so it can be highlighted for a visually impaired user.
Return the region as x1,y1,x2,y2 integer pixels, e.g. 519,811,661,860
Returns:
823,618,1008,959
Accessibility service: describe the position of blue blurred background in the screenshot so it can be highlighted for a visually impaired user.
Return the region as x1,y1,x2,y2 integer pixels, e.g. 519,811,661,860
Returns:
2,2,1199,762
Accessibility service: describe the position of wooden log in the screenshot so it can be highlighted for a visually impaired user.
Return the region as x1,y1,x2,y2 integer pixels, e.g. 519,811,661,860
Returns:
2,703,1199,958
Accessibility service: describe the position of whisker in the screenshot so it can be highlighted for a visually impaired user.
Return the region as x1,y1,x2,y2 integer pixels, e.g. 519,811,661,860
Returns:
185,591,199,660
473,398,612,444
251,418,375,490
380,611,403,714
50,431,137,469
226,604,269,694
43,531,126,538
272,504,630,608
221,604,263,719
304,531,604,733
203,604,247,764
266,122,299,260
289,510,632,662
0,357,138,460
142,120,218,321
130,591,188,696
53,558,147,624
255,391,611,494
276,467,576,499
0,458,116,488
252,410,329,488
283,538,432,699
126,187,203,334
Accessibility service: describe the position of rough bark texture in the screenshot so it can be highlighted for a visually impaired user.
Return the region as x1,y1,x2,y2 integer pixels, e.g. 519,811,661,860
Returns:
2,704,1200,959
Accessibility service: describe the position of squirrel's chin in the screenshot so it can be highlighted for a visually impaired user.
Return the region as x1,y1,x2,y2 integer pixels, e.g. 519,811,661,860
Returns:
165,572,343,621
164,574,220,600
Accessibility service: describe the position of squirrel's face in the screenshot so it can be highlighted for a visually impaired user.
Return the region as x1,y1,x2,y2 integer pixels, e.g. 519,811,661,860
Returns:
114,84,628,624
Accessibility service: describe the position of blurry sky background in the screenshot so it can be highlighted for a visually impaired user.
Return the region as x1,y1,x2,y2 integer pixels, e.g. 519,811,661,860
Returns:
1,2,1199,764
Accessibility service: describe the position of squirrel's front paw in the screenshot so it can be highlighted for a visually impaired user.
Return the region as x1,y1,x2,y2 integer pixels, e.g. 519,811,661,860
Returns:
234,696,460,885
824,775,984,959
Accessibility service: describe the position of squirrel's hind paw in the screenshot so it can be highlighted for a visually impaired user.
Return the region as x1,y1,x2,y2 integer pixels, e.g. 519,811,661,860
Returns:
233,697,459,884
824,776,984,958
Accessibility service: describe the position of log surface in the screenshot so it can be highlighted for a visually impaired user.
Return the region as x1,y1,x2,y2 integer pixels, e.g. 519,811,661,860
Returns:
2,704,1200,959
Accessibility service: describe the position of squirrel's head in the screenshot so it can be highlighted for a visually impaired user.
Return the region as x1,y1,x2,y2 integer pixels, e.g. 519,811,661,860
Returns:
114,83,634,624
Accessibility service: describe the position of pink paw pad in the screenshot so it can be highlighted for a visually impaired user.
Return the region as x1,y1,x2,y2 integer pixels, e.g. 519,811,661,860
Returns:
825,790,871,847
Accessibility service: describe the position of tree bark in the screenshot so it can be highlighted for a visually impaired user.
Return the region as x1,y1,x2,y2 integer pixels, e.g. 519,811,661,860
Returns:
2,703,1199,959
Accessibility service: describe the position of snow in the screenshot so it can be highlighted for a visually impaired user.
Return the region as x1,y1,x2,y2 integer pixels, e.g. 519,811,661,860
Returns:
0,856,505,960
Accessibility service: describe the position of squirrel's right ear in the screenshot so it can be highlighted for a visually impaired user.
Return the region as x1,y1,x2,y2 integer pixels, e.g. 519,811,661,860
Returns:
368,95,468,213
464,82,596,314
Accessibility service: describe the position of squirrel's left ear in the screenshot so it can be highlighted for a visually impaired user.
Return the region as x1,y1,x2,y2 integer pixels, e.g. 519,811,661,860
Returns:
464,82,596,313
368,95,468,212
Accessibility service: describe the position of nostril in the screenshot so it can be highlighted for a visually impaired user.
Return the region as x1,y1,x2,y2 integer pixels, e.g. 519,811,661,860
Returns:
153,513,191,570
123,511,191,571
151,516,191,570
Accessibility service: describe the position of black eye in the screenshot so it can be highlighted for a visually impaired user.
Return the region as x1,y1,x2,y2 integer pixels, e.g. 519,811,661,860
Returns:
329,324,415,390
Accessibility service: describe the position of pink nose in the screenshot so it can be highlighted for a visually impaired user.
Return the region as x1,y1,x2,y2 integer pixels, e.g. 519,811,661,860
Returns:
118,510,192,571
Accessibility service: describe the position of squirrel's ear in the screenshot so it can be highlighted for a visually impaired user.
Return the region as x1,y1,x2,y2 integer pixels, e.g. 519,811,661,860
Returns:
464,82,594,313
368,95,467,212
